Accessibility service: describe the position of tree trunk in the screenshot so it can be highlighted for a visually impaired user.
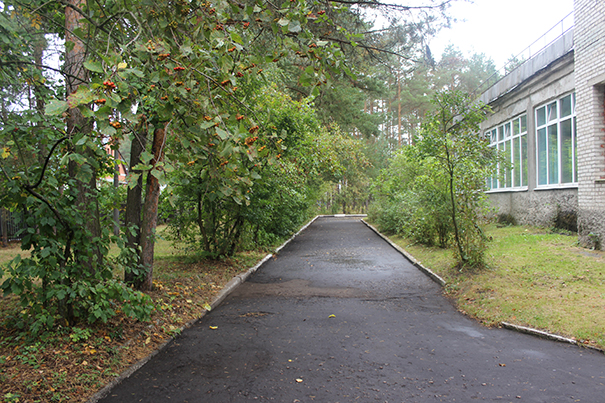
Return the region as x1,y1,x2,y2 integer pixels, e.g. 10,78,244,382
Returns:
139,122,168,291
65,0,103,275
113,147,120,236
124,123,148,285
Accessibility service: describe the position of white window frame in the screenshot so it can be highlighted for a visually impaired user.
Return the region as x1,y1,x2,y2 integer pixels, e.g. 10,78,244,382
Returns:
486,114,528,191
535,93,577,188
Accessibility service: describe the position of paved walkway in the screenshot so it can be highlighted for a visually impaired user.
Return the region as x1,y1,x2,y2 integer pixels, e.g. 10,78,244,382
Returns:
98,217,605,402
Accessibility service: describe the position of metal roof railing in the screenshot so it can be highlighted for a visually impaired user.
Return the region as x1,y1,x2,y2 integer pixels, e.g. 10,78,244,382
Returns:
473,11,575,98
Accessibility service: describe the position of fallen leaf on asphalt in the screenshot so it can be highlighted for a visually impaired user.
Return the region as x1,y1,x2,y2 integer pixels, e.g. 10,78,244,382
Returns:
498,363,506,367
209,326,218,330
328,314,336,318
296,378,303,383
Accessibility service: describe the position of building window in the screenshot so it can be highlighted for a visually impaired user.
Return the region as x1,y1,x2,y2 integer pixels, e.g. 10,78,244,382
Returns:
536,93,577,186
487,114,528,190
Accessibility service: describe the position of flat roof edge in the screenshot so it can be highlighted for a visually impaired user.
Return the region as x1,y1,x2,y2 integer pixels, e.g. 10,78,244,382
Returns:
480,28,574,105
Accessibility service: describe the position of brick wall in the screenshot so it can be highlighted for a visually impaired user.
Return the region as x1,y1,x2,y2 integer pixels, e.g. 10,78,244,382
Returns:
574,0,605,248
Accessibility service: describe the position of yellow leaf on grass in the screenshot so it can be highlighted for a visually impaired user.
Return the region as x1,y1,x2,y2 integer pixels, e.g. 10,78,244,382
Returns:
145,337,151,344
203,303,212,311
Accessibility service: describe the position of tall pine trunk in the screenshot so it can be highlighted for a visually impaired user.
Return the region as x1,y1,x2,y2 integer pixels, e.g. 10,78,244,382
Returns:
65,0,103,275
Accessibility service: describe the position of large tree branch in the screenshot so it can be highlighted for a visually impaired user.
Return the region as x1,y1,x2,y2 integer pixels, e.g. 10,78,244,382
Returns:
318,36,421,62
26,136,68,191
324,0,452,11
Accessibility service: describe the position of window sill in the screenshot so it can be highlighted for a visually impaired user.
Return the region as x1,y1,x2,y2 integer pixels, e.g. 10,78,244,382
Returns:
534,183,578,191
486,187,529,194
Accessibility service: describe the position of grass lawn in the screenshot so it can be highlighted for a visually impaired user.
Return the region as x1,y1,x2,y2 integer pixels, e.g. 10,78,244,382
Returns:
383,223,605,349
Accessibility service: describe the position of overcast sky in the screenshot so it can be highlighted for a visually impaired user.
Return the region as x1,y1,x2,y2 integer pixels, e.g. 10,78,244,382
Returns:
429,0,574,68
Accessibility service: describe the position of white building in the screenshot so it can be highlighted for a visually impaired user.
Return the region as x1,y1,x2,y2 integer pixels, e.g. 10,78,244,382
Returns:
479,0,605,248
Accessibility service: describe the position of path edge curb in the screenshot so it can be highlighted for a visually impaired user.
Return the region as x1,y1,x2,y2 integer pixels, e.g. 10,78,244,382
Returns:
360,220,604,354
361,219,446,287
88,252,275,403
88,215,324,403
500,322,605,353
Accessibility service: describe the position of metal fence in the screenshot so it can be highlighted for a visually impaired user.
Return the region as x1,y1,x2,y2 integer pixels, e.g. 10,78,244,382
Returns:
0,208,27,243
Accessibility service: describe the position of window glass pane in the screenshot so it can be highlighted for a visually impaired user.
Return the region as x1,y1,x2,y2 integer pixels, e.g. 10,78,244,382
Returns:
548,124,559,184
547,102,558,122
561,119,573,183
574,116,577,182
498,125,504,141
538,128,547,185
498,142,504,187
560,94,572,117
521,134,528,186
521,115,527,133
505,139,512,187
513,119,520,135
537,107,546,126
504,123,511,138
514,137,521,187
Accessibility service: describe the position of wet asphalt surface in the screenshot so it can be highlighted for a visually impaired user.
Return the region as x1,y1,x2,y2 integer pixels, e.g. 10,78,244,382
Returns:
98,217,605,402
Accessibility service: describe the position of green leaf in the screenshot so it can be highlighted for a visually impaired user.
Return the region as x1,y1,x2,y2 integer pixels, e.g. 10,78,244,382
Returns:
200,121,215,130
230,32,243,44
180,45,193,56
150,168,164,181
216,128,229,140
140,151,154,164
83,60,104,73
128,68,145,78
45,99,69,116
277,18,290,26
288,20,301,33
127,173,141,188
98,123,117,138
68,87,95,108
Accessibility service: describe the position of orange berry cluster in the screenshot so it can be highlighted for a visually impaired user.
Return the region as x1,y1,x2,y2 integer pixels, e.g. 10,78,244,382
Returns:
103,81,116,90
245,136,258,146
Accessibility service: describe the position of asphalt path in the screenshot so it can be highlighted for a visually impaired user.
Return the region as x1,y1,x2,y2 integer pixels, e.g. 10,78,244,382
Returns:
98,217,605,402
